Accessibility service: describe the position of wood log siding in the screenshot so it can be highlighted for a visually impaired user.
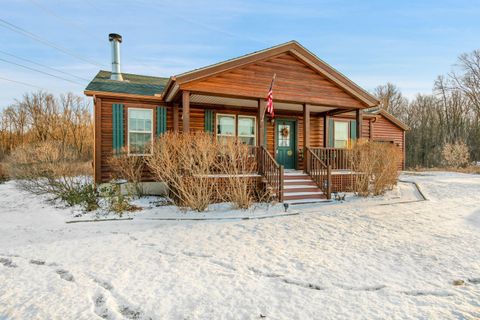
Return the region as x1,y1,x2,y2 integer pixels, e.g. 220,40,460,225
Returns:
98,98,171,182
95,96,405,182
181,53,366,108
371,115,405,170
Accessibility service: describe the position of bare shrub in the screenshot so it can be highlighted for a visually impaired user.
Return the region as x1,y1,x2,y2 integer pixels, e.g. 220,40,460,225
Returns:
0,162,7,183
214,139,257,209
146,132,217,211
442,142,470,168
107,147,145,196
351,140,401,196
5,141,97,210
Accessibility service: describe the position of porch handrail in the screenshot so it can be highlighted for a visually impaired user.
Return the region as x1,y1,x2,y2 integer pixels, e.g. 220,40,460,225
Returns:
257,146,284,202
305,147,332,200
309,147,352,170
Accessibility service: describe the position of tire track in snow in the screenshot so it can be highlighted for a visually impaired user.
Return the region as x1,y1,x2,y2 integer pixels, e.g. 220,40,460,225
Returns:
137,244,480,295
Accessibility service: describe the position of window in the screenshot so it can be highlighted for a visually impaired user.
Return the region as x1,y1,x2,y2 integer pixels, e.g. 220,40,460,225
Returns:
238,116,256,146
334,121,349,148
128,108,153,155
216,114,236,144
277,124,290,147
215,114,257,146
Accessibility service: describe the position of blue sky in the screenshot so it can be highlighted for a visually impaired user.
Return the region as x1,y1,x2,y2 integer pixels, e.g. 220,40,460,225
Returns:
1,0,479,108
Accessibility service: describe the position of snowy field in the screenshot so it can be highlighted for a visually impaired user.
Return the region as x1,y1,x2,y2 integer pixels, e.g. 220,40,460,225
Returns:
0,172,479,319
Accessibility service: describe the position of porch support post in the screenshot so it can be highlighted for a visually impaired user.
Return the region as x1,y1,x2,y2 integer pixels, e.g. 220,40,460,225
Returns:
356,109,363,140
173,103,179,132
303,103,310,148
303,103,310,173
182,90,190,133
258,99,266,147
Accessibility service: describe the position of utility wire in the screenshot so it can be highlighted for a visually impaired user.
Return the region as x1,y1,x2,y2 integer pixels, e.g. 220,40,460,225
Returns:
0,18,105,67
0,76,44,90
26,0,104,42
0,50,90,82
0,57,85,86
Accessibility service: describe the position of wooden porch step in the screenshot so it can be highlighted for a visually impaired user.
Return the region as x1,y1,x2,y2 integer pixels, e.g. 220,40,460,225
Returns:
284,198,331,205
283,192,326,201
284,174,310,180
281,170,326,202
284,180,317,186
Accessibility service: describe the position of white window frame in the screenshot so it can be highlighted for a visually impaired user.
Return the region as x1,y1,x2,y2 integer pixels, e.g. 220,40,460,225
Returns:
216,113,236,140
237,115,257,146
333,120,349,149
128,108,153,156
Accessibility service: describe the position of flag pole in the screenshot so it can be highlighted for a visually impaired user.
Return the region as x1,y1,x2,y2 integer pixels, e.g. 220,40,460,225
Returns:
262,73,276,122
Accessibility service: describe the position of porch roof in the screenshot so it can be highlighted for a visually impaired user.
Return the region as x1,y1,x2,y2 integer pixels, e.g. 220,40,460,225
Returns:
85,70,168,96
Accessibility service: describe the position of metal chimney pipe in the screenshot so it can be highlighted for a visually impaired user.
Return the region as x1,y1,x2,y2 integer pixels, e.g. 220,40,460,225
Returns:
109,33,123,81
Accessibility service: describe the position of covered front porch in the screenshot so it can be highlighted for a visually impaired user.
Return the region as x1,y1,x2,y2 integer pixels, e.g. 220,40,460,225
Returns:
159,41,379,202
170,90,362,202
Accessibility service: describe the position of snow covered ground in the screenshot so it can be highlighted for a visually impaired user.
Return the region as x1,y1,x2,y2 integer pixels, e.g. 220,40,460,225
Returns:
0,172,479,319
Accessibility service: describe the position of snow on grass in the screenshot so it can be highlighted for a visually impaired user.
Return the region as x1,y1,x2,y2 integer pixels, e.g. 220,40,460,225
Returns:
1,172,480,319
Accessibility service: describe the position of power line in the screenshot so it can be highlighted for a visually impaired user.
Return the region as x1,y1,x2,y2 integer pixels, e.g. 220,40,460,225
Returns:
0,50,90,82
0,57,85,86
26,0,104,42
0,18,105,67
0,76,44,90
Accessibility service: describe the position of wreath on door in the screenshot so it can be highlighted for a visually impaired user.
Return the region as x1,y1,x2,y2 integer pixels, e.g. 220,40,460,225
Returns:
280,127,289,138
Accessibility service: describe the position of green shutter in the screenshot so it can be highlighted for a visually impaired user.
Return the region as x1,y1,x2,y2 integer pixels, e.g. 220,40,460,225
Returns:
204,109,214,133
112,103,124,154
156,106,167,136
350,120,357,143
328,118,334,147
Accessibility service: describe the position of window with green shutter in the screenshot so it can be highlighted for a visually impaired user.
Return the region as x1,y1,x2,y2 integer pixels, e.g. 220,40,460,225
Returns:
204,109,214,133
112,103,124,154
156,106,167,136
328,118,334,147
350,120,357,144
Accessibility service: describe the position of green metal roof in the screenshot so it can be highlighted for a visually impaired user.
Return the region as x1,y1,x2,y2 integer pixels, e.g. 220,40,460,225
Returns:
85,70,169,96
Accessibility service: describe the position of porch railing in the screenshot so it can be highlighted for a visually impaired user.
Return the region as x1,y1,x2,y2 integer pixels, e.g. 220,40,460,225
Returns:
257,146,284,202
305,147,332,199
310,147,352,170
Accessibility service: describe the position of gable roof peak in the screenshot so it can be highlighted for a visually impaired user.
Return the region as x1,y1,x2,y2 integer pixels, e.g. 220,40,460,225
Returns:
165,41,379,107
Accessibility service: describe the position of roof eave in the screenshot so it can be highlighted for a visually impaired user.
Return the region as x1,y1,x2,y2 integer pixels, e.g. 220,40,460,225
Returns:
84,90,164,101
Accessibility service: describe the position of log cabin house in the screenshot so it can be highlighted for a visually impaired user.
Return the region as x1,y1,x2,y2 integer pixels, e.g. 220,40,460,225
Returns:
85,34,408,204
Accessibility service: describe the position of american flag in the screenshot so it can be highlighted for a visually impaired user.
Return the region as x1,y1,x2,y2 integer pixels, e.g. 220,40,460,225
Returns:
266,73,276,117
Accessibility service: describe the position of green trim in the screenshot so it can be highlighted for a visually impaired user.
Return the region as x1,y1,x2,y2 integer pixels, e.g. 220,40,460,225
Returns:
112,104,124,153
350,120,357,142
204,109,214,133
156,106,167,136
275,118,297,169
328,118,334,147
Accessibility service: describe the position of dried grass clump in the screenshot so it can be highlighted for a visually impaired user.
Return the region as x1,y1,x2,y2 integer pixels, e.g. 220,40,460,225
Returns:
214,139,257,209
5,141,97,210
351,139,401,196
146,132,218,211
0,162,7,183
107,147,145,196
442,142,470,168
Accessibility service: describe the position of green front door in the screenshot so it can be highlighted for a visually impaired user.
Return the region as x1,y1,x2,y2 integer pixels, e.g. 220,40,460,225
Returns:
276,119,296,169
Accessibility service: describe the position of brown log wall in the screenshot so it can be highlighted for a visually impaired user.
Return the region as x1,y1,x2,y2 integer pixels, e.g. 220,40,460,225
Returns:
95,96,405,182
